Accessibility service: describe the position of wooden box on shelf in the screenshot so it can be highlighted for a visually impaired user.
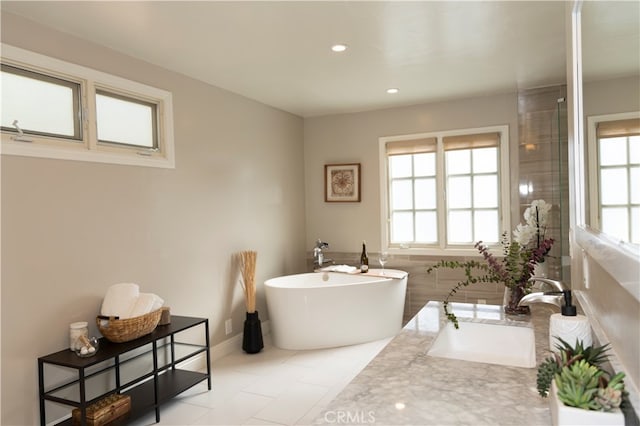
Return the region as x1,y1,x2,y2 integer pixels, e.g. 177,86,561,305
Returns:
71,394,131,426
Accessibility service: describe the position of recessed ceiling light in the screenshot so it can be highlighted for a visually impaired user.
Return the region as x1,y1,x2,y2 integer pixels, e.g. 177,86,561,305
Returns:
331,44,348,52
386,88,399,94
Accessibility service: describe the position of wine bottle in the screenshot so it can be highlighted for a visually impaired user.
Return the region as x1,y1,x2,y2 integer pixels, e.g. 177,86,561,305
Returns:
360,240,369,273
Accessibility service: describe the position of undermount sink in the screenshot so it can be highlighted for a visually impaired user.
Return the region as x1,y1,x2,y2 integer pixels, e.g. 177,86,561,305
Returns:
427,321,536,368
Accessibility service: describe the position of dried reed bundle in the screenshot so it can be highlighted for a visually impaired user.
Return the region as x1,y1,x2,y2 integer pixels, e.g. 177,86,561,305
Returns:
238,250,257,313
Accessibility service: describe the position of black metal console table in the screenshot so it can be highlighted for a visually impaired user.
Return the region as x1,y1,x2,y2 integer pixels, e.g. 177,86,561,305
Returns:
38,316,211,426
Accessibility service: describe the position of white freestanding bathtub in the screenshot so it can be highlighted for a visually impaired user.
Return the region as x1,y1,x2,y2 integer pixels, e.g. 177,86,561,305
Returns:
264,269,408,350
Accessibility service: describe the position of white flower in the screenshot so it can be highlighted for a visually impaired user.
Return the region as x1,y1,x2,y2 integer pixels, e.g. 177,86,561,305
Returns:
513,223,535,246
524,199,551,229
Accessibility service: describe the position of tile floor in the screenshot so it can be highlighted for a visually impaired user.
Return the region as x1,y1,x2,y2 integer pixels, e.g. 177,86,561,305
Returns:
129,336,391,426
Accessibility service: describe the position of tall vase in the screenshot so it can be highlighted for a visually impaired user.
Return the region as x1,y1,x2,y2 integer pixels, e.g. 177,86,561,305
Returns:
242,311,264,354
503,285,531,315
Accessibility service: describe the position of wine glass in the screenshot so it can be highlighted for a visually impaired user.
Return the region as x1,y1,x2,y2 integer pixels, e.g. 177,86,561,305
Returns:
378,252,389,275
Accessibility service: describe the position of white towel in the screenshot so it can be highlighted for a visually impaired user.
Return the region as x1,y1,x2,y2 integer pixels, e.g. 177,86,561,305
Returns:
128,293,164,318
101,283,140,318
319,264,359,274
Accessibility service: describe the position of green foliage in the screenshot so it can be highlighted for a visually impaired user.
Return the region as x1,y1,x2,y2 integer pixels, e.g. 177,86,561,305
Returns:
537,357,562,397
427,259,496,329
537,338,611,398
594,373,625,411
537,339,626,412
555,360,603,410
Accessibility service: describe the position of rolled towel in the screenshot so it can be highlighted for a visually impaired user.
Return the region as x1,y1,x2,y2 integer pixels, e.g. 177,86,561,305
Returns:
128,293,164,318
101,283,140,318
333,264,358,273
151,294,164,312
320,264,358,274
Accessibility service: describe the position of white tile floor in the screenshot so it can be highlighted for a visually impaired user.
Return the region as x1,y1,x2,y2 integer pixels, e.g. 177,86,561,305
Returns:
129,337,391,426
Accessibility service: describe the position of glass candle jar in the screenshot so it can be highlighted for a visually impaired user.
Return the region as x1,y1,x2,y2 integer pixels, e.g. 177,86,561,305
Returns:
69,321,88,351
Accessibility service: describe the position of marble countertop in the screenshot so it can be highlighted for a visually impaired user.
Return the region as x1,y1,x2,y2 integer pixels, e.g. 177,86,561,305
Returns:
316,301,558,425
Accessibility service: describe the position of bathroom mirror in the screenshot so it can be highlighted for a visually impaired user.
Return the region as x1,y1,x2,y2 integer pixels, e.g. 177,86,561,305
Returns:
574,1,640,301
581,1,640,243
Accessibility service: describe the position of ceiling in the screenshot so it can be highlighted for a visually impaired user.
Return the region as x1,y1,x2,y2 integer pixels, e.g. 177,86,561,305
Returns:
1,1,638,118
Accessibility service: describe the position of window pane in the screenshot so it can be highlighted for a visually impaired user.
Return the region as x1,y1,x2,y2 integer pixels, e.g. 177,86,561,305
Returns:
473,147,497,173
389,155,412,178
414,153,435,176
601,207,629,242
1,66,78,138
599,137,627,166
96,92,155,148
473,175,498,208
448,176,471,208
415,211,437,243
631,167,640,204
448,210,472,243
630,136,640,164
391,180,413,210
446,149,470,174
392,212,413,242
631,207,640,244
475,210,499,243
415,178,436,209
600,168,628,205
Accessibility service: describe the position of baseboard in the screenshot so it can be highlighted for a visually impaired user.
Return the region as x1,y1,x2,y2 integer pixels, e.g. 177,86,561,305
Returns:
178,319,271,371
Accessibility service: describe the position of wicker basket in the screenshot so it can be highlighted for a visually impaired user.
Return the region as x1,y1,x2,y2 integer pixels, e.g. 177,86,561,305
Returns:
97,308,162,343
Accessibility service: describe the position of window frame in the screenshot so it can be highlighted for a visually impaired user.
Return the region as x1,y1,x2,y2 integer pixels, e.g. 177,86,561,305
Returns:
1,63,84,141
1,44,175,169
379,125,511,256
587,111,640,244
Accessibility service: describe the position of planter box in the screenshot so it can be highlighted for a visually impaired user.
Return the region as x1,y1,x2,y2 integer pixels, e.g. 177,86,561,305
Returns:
550,381,624,426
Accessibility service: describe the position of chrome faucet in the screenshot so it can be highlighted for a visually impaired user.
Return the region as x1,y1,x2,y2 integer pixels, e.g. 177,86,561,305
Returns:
518,277,566,308
313,239,333,268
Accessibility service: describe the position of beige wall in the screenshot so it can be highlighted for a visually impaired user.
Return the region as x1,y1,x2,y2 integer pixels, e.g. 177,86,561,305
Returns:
1,13,306,425
303,93,524,325
303,93,520,253
583,75,640,116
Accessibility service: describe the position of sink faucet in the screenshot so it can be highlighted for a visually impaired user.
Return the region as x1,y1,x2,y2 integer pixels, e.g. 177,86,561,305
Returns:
518,277,566,308
313,239,333,268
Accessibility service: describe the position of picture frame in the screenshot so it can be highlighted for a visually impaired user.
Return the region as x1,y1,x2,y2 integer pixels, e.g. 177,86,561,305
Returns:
324,163,361,202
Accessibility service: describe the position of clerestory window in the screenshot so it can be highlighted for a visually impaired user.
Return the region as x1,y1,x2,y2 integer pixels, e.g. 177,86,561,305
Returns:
1,44,174,168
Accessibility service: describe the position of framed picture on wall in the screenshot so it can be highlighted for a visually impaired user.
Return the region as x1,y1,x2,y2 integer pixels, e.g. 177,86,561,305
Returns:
325,163,361,202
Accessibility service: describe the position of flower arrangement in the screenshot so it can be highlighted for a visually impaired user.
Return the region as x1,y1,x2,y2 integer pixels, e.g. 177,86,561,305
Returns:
427,199,555,328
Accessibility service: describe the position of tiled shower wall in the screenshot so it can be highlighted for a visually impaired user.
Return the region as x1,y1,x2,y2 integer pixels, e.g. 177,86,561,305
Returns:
307,85,570,322
517,85,570,282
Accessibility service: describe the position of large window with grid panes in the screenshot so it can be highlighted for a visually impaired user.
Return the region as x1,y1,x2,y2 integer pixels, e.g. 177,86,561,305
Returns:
588,113,639,245
380,126,511,254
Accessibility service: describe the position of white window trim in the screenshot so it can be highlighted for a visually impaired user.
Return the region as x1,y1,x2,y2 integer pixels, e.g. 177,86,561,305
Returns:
379,125,511,256
586,111,640,232
1,44,175,169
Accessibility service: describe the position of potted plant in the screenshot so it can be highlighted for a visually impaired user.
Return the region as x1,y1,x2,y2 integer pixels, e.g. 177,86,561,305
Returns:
427,199,554,328
538,338,626,426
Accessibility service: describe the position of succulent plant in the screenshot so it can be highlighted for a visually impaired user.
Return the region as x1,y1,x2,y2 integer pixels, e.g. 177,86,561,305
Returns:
593,372,626,411
537,357,562,397
536,338,611,397
540,341,627,413
555,359,603,410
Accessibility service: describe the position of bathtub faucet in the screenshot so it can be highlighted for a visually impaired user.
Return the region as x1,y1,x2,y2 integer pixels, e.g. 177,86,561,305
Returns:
313,239,333,268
